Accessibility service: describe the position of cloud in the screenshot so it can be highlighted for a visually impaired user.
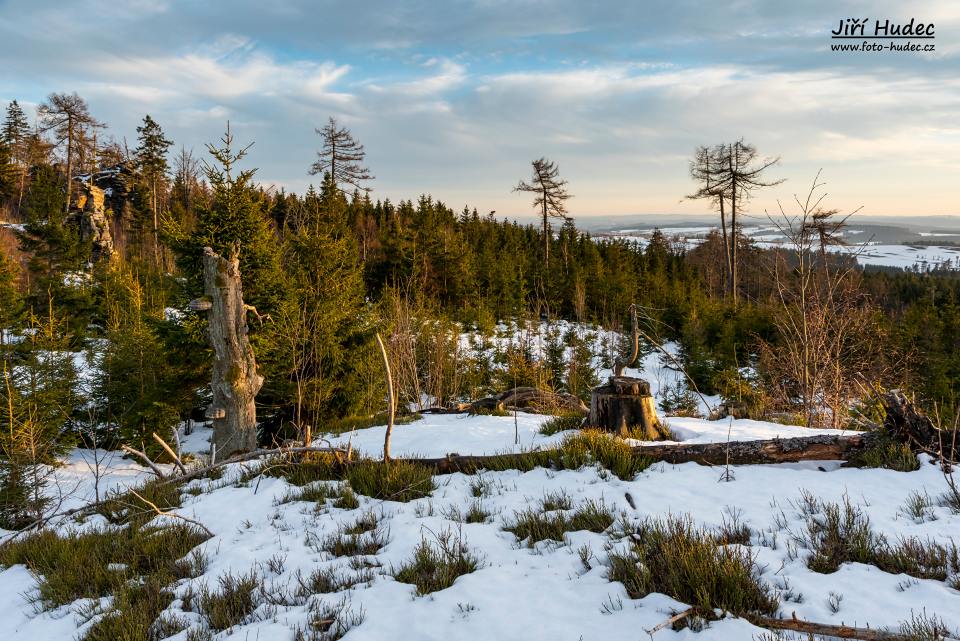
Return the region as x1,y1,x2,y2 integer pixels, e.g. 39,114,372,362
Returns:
0,0,957,215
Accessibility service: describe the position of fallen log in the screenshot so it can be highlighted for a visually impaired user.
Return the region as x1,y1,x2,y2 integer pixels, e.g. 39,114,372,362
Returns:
884,390,957,462
749,613,921,641
406,432,879,475
460,387,588,414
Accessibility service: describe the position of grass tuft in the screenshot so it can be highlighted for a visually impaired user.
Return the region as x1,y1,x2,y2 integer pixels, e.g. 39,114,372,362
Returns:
294,566,374,597
505,499,614,546
391,530,483,595
293,596,365,640
197,571,261,631
539,414,584,436
607,515,778,617
344,460,435,503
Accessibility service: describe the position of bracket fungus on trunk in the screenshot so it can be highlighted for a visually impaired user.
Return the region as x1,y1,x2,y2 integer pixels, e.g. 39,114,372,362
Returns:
190,246,263,458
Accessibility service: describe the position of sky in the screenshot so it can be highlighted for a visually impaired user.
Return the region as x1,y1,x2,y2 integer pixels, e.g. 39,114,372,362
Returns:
1,0,958,219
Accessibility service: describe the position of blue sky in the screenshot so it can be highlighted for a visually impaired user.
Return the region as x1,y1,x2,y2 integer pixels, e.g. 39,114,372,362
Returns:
1,0,957,217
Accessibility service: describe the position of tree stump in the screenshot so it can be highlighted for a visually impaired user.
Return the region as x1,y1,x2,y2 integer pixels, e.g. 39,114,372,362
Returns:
588,376,662,438
194,247,263,458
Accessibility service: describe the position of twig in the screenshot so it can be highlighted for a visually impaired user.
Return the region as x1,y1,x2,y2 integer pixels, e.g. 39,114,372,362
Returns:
156,444,349,486
129,489,214,538
645,607,696,638
152,432,187,475
121,445,166,479
750,612,916,641
376,332,395,463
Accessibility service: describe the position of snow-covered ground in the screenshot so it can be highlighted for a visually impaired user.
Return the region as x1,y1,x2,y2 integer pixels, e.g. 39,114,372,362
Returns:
1,330,957,640
2,414,957,640
603,227,960,271
323,413,851,459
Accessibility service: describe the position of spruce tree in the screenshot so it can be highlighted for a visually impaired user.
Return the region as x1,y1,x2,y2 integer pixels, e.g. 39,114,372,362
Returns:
309,117,373,194
135,115,173,263
0,254,23,346
168,123,283,314
17,164,93,332
2,101,30,202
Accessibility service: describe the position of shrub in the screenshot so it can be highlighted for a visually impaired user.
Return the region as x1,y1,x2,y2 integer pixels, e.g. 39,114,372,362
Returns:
0,523,208,641
607,516,778,617
293,596,365,641
94,479,185,526
0,523,207,610
391,530,482,595
802,497,960,582
505,499,614,546
851,432,919,472
197,571,261,631
539,414,584,436
345,460,434,502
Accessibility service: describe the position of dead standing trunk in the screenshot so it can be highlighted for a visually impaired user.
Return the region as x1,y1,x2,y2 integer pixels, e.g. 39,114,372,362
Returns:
194,246,263,457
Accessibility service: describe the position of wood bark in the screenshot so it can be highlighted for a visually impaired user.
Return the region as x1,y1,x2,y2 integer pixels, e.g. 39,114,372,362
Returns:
749,614,917,641
199,247,263,458
462,387,587,414
588,376,661,437
409,432,878,475
376,333,395,462
884,389,957,462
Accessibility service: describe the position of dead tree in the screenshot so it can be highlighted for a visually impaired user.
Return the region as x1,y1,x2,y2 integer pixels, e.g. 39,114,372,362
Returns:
309,117,373,194
687,140,781,304
589,306,662,438
190,247,263,457
514,157,572,267
37,92,104,211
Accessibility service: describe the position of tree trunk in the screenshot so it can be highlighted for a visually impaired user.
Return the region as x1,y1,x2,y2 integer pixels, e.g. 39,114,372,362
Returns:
542,196,550,266
199,247,263,457
718,193,731,299
588,376,662,438
64,117,73,213
412,432,878,474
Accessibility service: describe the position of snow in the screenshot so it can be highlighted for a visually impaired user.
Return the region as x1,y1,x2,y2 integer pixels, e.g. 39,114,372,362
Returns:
324,413,851,460
329,412,563,458
604,227,960,271
1,328,957,640
4,429,957,640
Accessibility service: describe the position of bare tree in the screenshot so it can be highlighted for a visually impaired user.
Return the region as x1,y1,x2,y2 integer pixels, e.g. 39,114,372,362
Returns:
688,140,781,304
309,117,373,193
761,172,887,428
514,157,572,267
37,93,105,211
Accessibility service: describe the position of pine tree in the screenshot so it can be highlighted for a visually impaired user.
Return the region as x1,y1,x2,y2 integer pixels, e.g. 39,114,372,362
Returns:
135,115,173,263
2,100,30,148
